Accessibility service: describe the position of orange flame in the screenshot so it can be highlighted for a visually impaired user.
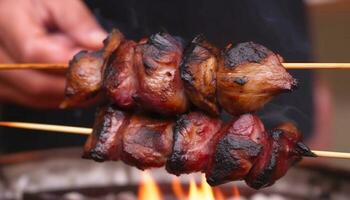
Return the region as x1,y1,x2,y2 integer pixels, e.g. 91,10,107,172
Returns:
138,172,242,200
138,171,162,200
232,184,241,200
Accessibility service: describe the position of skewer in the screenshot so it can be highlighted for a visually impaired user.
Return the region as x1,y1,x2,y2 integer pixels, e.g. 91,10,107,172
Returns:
1,63,350,70
0,121,349,160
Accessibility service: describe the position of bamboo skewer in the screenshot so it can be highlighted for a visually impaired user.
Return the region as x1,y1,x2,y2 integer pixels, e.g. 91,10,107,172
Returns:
0,121,350,160
1,63,350,70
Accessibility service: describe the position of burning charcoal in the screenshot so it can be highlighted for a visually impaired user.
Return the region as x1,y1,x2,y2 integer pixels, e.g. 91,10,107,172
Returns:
216,42,297,116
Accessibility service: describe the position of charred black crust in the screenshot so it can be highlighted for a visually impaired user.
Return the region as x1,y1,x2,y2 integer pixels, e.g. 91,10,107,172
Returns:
148,32,182,51
207,135,262,186
180,35,214,85
166,151,187,175
296,142,316,157
249,130,282,189
87,105,124,162
166,116,191,174
224,42,272,68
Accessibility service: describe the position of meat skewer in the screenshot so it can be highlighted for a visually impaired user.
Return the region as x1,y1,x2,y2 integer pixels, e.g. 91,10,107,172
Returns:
61,29,297,117
82,104,314,190
0,121,348,160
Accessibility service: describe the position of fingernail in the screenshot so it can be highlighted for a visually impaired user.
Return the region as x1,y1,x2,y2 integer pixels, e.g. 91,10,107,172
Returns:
88,30,108,44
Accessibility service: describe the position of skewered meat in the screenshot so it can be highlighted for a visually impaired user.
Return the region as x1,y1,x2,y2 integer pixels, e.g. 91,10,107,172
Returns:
245,122,314,189
181,36,220,116
216,42,297,115
61,29,124,108
121,113,174,169
166,112,222,175
63,30,297,117
82,105,129,161
103,40,138,110
83,106,314,189
133,32,189,115
206,114,266,186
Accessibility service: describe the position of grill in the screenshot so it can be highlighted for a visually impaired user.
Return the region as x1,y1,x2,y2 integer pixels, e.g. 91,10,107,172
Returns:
1,148,349,200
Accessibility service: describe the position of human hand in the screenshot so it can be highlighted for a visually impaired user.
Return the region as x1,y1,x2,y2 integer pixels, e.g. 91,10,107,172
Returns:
0,0,107,108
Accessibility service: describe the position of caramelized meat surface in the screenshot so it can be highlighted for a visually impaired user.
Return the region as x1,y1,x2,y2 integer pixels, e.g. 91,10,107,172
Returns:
134,32,189,115
104,40,138,110
245,123,314,189
82,104,129,161
216,42,297,116
121,114,174,169
181,36,220,116
166,112,222,175
62,30,124,108
206,114,266,186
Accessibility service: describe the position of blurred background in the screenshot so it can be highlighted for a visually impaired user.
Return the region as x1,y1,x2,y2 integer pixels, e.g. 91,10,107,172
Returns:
307,0,350,168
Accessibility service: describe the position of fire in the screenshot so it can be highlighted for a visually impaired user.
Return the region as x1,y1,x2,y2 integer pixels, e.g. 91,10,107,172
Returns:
138,171,162,200
138,171,242,200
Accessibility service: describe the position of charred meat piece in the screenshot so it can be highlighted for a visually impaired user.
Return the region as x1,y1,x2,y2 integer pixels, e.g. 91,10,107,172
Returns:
62,29,124,108
245,123,315,189
104,40,138,110
82,104,129,162
216,42,297,116
206,114,266,186
166,112,222,175
121,114,174,169
134,32,189,116
181,36,221,116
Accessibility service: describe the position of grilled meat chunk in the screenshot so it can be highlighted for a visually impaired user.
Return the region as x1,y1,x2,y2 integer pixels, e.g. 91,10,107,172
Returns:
216,42,297,116
82,104,129,161
245,123,314,189
181,36,220,116
134,32,189,116
206,114,266,186
62,29,124,108
121,114,174,169
166,112,222,175
104,40,138,110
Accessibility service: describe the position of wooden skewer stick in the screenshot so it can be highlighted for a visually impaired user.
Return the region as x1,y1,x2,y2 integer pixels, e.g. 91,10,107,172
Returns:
1,63,350,70
0,121,91,135
1,121,350,160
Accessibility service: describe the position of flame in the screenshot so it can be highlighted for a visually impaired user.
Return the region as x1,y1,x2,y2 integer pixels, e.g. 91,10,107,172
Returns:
138,171,162,200
213,188,225,200
172,176,186,200
138,172,242,200
232,184,241,200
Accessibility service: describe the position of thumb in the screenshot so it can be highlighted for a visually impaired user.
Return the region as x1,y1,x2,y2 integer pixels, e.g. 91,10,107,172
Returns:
46,0,107,50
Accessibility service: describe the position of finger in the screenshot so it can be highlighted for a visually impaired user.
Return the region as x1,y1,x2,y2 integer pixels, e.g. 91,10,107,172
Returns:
0,80,63,109
0,45,14,63
45,0,107,50
0,70,66,103
19,33,82,63
0,0,45,61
